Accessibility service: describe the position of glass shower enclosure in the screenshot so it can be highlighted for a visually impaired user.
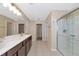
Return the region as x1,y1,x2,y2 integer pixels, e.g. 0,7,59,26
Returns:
57,8,79,56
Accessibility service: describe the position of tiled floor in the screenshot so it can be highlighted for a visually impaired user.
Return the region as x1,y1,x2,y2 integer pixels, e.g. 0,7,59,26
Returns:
28,40,61,56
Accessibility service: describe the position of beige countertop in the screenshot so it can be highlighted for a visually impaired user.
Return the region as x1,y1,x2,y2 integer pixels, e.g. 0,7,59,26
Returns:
0,34,32,56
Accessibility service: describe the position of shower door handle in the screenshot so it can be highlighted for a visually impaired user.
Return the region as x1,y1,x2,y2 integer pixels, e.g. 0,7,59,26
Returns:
70,34,75,37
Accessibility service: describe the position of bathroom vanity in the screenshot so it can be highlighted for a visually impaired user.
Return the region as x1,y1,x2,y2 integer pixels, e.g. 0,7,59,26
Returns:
0,34,32,56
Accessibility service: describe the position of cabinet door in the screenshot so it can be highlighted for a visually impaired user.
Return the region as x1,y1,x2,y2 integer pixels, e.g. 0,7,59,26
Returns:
18,46,25,56
26,42,29,54
7,43,22,56
13,53,18,56
25,39,30,55
29,37,32,49
25,36,32,55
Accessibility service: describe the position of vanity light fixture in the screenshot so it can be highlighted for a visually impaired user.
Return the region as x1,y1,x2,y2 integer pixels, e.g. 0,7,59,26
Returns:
2,3,22,16
10,5,21,16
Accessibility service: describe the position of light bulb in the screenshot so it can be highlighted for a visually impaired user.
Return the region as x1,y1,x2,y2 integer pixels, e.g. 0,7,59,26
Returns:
16,11,22,16
13,7,22,16
12,6,18,14
9,5,13,11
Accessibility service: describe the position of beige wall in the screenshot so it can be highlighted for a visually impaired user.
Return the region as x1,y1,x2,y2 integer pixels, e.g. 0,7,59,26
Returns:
45,13,52,49
45,10,67,51
15,19,30,34
0,15,7,38
25,20,30,34
51,10,67,50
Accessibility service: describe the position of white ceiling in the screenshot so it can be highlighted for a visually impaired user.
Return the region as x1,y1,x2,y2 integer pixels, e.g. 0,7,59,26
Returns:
0,3,79,21
16,3,79,21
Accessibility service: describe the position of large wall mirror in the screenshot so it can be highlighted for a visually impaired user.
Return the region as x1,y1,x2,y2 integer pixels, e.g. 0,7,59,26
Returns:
0,15,17,38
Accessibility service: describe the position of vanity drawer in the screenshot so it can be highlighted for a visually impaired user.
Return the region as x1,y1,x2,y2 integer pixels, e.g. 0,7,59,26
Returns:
7,43,22,56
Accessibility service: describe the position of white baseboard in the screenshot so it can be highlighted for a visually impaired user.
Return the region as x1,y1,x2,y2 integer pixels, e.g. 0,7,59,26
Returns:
51,49,57,51
51,49,62,56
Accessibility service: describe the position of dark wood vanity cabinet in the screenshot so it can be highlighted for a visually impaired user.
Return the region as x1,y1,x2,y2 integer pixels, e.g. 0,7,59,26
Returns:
7,43,22,56
18,46,25,56
1,36,32,56
18,40,26,56
25,36,32,56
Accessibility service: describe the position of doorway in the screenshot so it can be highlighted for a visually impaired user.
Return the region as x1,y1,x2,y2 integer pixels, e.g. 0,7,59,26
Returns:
36,24,42,40
18,24,24,34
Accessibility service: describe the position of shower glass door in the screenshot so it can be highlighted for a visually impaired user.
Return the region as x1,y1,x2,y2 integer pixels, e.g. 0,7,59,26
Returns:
71,9,79,56
57,16,73,56
57,9,79,56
